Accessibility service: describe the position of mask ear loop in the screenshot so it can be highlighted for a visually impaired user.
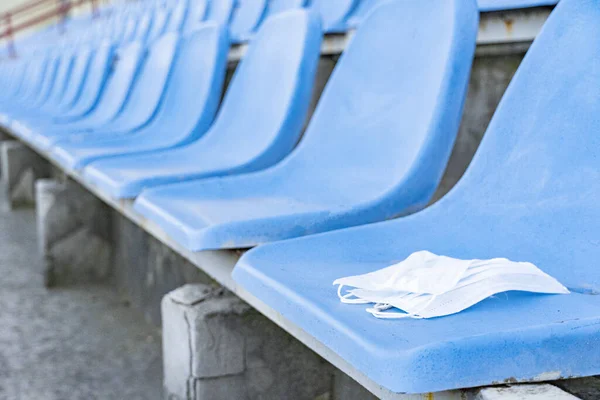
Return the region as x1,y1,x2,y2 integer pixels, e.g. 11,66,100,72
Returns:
366,307,423,319
337,284,372,304
366,294,438,319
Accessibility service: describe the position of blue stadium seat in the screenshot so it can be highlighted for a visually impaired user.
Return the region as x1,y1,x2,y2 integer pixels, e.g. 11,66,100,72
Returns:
478,0,558,11
347,0,384,28
131,0,477,251
133,12,154,42
12,41,144,145
121,16,141,43
267,0,307,15
51,24,229,170
49,42,115,121
310,0,357,33
182,0,213,32
28,53,61,108
166,0,190,32
147,9,171,42
229,0,268,43
81,9,322,199
0,53,51,124
27,34,179,150
42,46,94,116
233,0,599,394
7,53,51,107
38,49,76,113
204,0,235,25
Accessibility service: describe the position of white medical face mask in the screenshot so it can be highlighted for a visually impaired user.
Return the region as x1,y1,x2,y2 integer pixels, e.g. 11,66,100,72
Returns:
334,251,569,319
333,251,473,296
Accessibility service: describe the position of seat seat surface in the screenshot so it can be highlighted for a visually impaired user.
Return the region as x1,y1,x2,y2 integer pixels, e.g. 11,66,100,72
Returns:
233,0,600,393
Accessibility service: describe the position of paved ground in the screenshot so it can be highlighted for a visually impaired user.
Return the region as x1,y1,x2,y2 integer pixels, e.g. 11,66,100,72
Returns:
0,188,162,400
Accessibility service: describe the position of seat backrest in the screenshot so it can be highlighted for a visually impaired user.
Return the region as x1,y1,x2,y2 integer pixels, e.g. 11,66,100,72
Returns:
56,46,94,109
120,16,139,43
429,0,600,285
84,41,146,122
65,42,115,116
107,33,180,128
44,49,76,106
21,53,50,99
147,9,171,42
229,0,268,42
310,0,357,32
149,23,229,141
278,0,478,209
134,12,154,42
32,53,61,105
205,0,235,25
166,0,189,32
203,9,322,168
183,0,210,32
5,59,28,96
347,0,385,28
268,0,307,16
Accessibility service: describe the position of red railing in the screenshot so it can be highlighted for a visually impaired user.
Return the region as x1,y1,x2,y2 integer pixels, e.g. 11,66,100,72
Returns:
1,0,100,58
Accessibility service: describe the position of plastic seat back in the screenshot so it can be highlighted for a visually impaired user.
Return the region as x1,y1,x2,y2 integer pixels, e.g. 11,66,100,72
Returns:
166,0,189,32
147,9,171,42
145,23,229,141
79,41,146,125
200,9,322,168
277,0,477,211
101,33,180,131
229,0,268,42
55,46,94,110
120,16,139,43
429,0,600,286
205,0,235,25
134,12,154,42
310,0,357,32
183,0,209,32
268,0,307,16
8,58,34,98
20,53,50,102
30,53,61,106
347,0,385,28
60,42,115,118
43,50,76,108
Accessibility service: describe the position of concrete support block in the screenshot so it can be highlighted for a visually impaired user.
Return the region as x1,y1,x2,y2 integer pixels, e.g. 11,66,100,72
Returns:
162,284,334,400
35,178,113,287
1,141,51,209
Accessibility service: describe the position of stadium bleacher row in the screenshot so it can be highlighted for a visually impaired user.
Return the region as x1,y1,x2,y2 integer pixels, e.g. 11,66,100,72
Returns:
1,0,598,397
